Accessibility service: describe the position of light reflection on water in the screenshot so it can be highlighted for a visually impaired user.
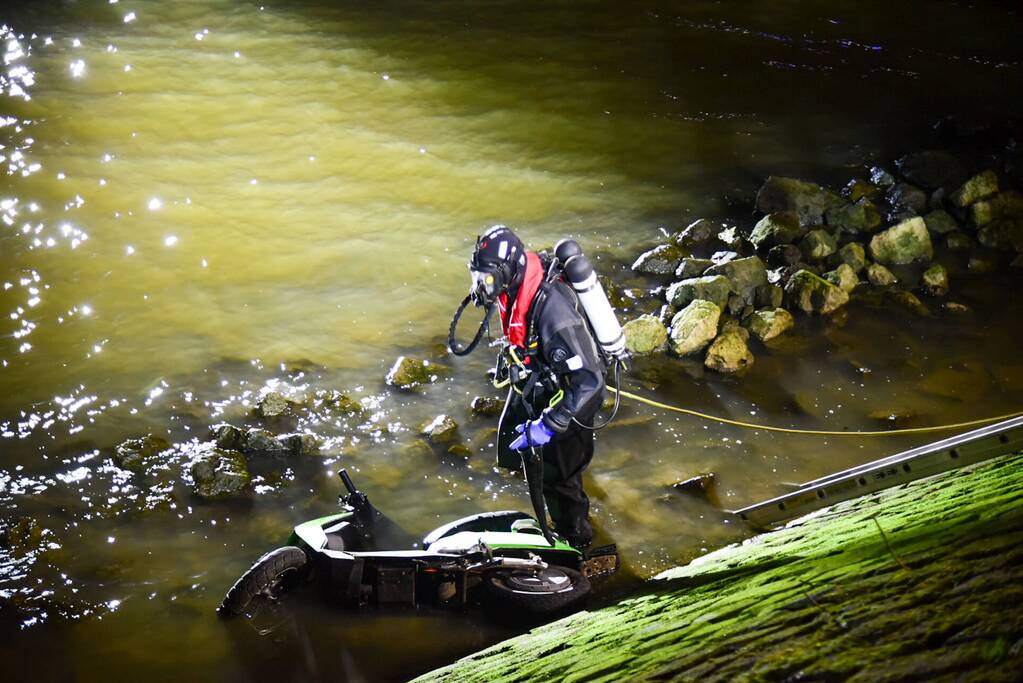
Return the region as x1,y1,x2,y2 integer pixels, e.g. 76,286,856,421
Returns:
1,1,1023,679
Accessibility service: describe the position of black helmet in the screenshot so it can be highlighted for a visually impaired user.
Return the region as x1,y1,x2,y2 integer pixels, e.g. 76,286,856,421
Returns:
468,225,526,306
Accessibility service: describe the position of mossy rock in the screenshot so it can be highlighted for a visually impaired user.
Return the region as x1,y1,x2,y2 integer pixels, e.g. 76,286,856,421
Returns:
256,390,298,418
668,300,721,356
209,423,245,450
784,270,849,315
952,169,999,207
190,448,250,499
113,434,171,473
420,414,459,445
666,275,731,309
825,198,882,234
825,263,859,294
921,263,949,297
632,244,685,276
869,217,933,265
278,432,323,456
671,219,717,248
744,308,794,342
704,327,754,374
623,314,668,356
318,389,363,416
800,229,838,261
243,428,289,455
470,396,503,418
750,212,806,249
755,176,844,226
865,262,898,286
386,356,446,390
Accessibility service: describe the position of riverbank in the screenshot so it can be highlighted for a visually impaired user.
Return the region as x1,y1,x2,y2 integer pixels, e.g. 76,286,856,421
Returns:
415,452,1023,682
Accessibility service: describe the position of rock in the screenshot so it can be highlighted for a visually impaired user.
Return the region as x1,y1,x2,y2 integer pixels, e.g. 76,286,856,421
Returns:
766,244,803,267
672,219,717,248
825,263,859,293
710,251,739,265
945,232,974,251
676,257,714,279
256,391,295,418
705,256,769,304
716,225,744,250
113,434,171,473
921,263,949,297
970,191,1023,228
755,176,844,226
470,396,503,418
244,428,289,455
865,263,898,286
869,217,933,265
386,356,444,389
754,283,784,309
446,443,472,458
977,216,1023,254
800,229,838,260
923,209,959,235
319,390,363,416
825,199,882,234
278,432,322,456
665,275,732,309
704,328,754,374
623,314,668,355
744,308,794,342
668,300,721,356
749,212,805,249
209,423,245,451
895,150,967,190
420,414,459,445
784,269,849,315
833,242,867,272
943,301,972,314
632,244,684,276
671,472,718,501
952,170,999,207
190,448,250,499
844,179,881,202
869,166,896,187
968,251,998,274
887,183,928,218
885,289,929,317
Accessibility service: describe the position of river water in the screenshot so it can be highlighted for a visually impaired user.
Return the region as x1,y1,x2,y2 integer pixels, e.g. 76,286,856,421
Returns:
2,1,1023,680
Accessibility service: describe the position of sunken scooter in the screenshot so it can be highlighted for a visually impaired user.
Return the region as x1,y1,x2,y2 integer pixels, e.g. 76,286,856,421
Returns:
218,470,617,619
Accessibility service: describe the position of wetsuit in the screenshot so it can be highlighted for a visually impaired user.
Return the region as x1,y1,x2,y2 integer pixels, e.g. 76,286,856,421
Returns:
496,271,606,548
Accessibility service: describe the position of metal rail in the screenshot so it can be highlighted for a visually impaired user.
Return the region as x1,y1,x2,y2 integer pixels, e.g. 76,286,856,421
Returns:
733,415,1023,529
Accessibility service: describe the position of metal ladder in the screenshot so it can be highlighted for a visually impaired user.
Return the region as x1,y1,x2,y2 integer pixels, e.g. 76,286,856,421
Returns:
732,415,1023,529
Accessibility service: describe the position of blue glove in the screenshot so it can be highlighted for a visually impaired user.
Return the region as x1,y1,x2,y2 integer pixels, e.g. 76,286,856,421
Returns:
509,417,555,451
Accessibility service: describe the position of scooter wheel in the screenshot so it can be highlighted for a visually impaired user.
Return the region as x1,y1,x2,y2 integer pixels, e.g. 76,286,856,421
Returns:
483,565,590,615
218,546,308,618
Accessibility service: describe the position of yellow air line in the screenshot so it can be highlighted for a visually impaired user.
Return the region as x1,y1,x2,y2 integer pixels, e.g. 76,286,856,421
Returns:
607,387,1023,437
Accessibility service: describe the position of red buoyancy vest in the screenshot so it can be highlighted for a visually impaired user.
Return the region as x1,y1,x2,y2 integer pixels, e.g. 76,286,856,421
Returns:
498,251,543,349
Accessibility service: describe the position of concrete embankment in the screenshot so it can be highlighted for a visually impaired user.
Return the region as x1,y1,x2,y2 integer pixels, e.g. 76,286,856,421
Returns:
416,453,1023,682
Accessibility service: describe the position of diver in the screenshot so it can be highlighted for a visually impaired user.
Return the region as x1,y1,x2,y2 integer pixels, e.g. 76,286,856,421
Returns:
448,225,627,549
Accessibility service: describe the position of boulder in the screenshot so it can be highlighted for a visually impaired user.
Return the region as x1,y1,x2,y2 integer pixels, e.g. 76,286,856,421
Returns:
800,229,838,260
113,434,171,473
895,150,967,190
824,199,882,234
705,256,768,299
190,448,250,499
632,244,684,276
945,232,974,251
420,414,459,445
952,170,999,207
754,283,784,309
766,244,803,267
921,263,949,297
869,217,933,265
923,209,959,235
887,183,928,218
209,423,245,450
623,314,668,355
784,269,849,315
665,275,731,309
668,300,721,356
244,428,289,455
386,356,444,389
844,179,881,202
470,396,503,418
672,219,717,248
755,176,844,226
704,328,754,374
744,308,794,342
825,263,859,293
278,432,322,456
749,212,805,249
869,166,896,187
676,257,714,279
865,263,898,286
832,242,867,272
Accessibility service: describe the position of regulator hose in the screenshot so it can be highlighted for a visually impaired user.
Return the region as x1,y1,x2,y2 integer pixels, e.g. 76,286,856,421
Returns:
447,295,495,357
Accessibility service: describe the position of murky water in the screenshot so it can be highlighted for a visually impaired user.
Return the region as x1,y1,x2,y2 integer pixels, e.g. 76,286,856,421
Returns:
2,1,1023,679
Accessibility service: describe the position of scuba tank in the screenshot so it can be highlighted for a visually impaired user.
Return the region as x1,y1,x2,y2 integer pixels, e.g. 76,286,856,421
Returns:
553,239,628,363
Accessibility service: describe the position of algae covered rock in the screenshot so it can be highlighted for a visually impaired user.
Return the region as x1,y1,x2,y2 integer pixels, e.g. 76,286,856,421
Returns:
319,389,363,416
666,275,731,309
755,176,844,226
256,391,297,418
668,300,721,356
744,308,794,342
886,289,930,317
754,283,784,309
470,395,503,418
800,229,838,260
243,428,289,455
945,231,974,251
923,209,959,235
671,219,717,248
278,432,322,456
825,263,859,293
784,269,849,315
825,199,882,234
970,190,1023,228
209,423,246,451
676,257,714,279
190,448,250,499
704,327,754,374
952,169,999,207
865,262,898,286
632,244,684,276
705,256,768,301
623,314,668,355
420,414,459,445
921,263,949,297
869,217,933,265
887,183,928,217
386,356,444,389
113,434,171,473
766,244,803,267
749,212,805,249
834,242,867,272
